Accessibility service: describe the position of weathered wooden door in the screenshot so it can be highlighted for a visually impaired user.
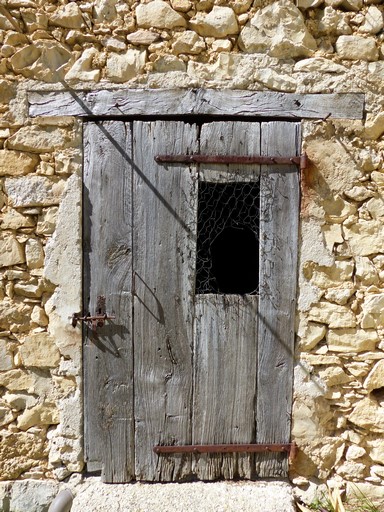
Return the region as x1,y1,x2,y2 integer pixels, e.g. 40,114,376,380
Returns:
83,119,300,483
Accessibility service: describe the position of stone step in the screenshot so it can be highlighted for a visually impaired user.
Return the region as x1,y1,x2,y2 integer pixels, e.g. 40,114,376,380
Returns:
71,479,296,512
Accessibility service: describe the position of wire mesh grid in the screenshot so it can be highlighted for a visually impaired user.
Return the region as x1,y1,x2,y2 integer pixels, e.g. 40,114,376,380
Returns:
195,180,260,295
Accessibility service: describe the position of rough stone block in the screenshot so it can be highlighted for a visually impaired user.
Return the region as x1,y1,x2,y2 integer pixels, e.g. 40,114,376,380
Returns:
239,0,316,57
336,35,379,61
327,328,379,352
172,31,205,55
0,300,32,332
308,301,356,328
0,150,39,176
4,176,66,207
7,126,75,153
65,48,101,82
364,360,384,391
136,1,187,29
106,49,146,83
0,233,25,268
25,239,45,269
349,397,384,432
50,3,83,29
189,6,238,38
19,332,61,368
0,339,13,371
127,30,160,46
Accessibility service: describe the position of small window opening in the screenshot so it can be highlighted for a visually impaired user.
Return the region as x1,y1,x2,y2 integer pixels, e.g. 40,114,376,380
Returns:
196,181,260,295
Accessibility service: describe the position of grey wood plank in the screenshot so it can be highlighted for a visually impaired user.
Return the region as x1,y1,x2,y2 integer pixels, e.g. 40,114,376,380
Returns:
29,89,365,119
132,120,198,481
256,121,300,477
199,121,261,183
193,295,258,480
83,121,134,483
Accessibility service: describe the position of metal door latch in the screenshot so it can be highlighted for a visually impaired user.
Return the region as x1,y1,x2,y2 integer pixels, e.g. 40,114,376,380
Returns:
71,295,115,331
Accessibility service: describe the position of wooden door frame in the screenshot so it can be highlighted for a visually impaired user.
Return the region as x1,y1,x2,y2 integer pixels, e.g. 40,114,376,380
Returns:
27,88,365,482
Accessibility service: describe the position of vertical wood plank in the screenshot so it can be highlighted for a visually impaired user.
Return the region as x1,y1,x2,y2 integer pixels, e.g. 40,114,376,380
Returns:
199,121,260,183
192,121,260,480
83,121,134,482
132,121,198,481
256,121,300,477
193,295,258,480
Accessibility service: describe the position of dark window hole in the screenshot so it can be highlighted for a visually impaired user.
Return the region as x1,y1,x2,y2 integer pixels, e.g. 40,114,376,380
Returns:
196,181,260,295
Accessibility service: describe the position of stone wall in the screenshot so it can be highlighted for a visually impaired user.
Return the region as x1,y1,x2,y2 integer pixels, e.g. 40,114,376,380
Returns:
0,0,384,503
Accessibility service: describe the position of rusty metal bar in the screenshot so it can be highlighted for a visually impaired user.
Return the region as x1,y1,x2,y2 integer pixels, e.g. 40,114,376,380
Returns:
155,153,308,170
154,442,296,459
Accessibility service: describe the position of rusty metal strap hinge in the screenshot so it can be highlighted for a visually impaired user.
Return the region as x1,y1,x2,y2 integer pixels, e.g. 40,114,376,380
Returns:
155,153,308,170
154,442,297,461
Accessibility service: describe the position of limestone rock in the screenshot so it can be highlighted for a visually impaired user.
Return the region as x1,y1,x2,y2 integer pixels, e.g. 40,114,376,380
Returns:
7,126,75,153
102,37,126,52
359,6,384,34
355,256,379,285
17,401,59,430
297,0,323,7
336,35,379,61
0,405,16,427
0,369,38,392
36,207,58,235
212,39,232,52
189,6,238,38
327,328,379,353
340,0,362,10
93,0,118,22
0,300,32,332
344,220,384,256
153,55,186,72
4,176,66,207
14,281,43,299
65,48,101,82
348,396,384,433
324,197,356,225
306,138,362,196
337,461,366,478
25,239,44,269
171,0,192,12
364,112,384,140
294,57,347,73
368,440,384,465
50,3,83,29
298,322,327,351
106,49,146,83
364,360,384,391
345,185,374,201
318,7,352,35
318,366,353,387
136,1,187,29
172,31,205,55
0,233,25,268
19,332,60,368
9,481,59,512
20,8,48,32
308,302,356,328
0,150,39,176
255,68,296,92
0,431,46,480
31,305,49,327
9,41,72,82
127,30,160,46
303,260,354,289
239,0,316,57
44,173,82,363
0,340,13,371
0,209,35,230
324,284,355,306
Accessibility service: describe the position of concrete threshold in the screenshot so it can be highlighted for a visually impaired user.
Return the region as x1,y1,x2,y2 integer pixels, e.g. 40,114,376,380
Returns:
71,478,296,512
